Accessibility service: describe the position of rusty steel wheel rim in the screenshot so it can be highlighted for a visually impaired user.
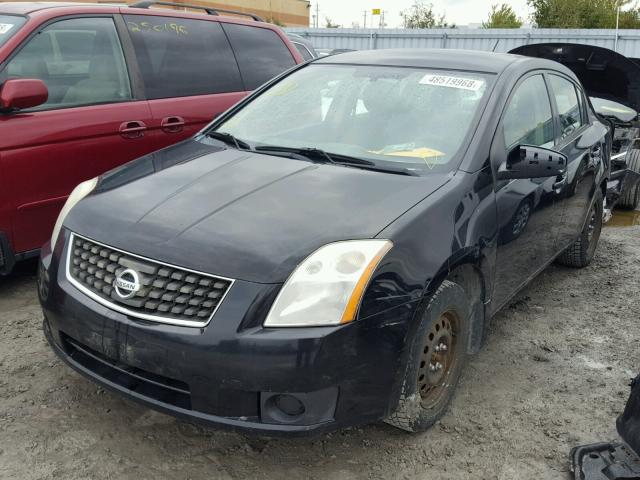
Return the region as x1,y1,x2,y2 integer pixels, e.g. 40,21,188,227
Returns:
418,310,460,409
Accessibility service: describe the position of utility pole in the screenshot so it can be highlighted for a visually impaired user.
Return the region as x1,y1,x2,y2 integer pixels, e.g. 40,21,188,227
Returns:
380,10,385,29
315,3,319,28
614,0,621,51
362,10,367,28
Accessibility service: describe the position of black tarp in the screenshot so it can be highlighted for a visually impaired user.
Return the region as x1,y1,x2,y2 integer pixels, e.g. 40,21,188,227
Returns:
510,43,640,113
618,375,640,456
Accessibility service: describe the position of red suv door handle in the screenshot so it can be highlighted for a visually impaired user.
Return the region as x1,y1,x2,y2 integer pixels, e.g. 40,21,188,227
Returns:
161,116,185,133
119,121,147,139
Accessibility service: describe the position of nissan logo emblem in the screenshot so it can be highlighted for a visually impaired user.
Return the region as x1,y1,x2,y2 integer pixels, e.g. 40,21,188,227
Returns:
114,268,141,299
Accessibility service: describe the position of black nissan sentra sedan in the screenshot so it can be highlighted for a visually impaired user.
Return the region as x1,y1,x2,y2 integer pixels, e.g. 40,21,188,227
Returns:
39,49,608,435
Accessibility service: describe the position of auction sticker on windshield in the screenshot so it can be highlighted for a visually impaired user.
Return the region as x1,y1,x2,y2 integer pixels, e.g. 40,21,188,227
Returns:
419,74,484,91
0,23,14,34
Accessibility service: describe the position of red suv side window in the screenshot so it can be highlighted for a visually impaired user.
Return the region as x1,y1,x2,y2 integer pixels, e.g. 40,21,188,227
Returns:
3,17,132,110
124,15,243,99
222,23,297,90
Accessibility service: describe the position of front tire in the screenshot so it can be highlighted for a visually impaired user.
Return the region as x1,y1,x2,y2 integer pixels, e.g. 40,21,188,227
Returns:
556,189,603,268
385,280,470,433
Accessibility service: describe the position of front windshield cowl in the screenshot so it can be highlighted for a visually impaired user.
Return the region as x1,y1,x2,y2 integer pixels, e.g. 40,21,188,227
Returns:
206,63,492,176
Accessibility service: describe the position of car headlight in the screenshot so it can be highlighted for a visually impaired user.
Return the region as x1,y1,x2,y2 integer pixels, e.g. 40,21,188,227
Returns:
264,240,393,327
51,177,98,248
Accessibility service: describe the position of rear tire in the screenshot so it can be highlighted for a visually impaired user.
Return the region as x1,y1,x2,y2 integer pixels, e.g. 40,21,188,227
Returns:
385,280,470,433
556,189,603,268
617,149,640,210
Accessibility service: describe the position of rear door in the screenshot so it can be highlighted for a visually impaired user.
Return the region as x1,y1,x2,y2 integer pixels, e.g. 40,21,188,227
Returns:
122,14,247,150
0,15,154,254
546,73,605,251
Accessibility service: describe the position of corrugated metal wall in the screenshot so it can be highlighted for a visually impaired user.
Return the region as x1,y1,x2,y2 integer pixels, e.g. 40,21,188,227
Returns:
285,28,640,58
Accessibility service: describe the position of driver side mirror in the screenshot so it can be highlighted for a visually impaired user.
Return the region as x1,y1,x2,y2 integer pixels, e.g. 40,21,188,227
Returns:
0,79,48,112
497,145,567,180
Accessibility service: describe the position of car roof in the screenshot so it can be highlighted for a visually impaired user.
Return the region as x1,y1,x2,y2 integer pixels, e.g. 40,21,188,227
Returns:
315,48,562,75
0,1,266,24
0,2,119,14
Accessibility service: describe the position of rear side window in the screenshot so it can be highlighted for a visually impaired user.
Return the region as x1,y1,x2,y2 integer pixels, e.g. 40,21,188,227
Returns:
124,15,242,99
503,74,555,149
2,17,132,109
292,42,313,61
549,75,584,139
223,24,296,90
0,14,26,47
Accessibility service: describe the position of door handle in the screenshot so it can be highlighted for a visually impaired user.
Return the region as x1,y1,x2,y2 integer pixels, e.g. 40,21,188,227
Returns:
119,120,147,139
161,116,185,133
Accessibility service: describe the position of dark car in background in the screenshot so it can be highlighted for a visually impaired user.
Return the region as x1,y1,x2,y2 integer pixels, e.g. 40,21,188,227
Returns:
286,32,318,60
511,43,640,211
40,49,608,435
0,1,302,275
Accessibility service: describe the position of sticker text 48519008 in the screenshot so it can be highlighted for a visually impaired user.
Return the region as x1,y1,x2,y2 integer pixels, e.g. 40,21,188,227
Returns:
419,74,484,91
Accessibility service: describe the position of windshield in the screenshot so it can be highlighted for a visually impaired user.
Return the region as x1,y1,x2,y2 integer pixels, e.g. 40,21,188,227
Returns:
0,15,26,47
210,64,491,174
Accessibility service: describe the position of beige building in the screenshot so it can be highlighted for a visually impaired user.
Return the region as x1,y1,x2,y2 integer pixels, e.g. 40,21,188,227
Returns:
22,0,312,26
187,0,311,26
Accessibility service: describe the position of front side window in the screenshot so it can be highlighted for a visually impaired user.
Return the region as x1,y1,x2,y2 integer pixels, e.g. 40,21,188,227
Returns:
223,24,296,90
124,15,242,99
549,75,584,139
2,17,132,109
211,64,491,174
503,75,554,149
0,14,26,47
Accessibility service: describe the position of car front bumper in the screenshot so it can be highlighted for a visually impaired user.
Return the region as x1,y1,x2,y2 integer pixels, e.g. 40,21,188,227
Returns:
39,231,419,436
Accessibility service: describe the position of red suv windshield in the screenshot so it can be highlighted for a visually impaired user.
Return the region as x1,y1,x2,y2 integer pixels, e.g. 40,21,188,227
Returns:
0,15,26,47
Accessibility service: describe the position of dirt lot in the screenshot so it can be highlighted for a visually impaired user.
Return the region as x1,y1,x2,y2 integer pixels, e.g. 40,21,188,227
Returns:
1,221,639,480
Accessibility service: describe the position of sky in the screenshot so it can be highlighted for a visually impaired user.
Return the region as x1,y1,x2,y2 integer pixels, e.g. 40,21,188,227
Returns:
309,0,532,28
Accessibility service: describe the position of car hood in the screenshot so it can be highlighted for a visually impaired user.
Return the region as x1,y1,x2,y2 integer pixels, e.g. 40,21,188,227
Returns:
66,140,450,283
510,43,640,113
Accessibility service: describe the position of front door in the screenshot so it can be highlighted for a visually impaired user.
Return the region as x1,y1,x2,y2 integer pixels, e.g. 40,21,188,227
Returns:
0,16,155,254
490,73,563,312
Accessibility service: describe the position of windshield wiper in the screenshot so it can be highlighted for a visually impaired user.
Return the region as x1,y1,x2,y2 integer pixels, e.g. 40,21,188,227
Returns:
207,131,252,150
254,145,418,176
255,145,341,164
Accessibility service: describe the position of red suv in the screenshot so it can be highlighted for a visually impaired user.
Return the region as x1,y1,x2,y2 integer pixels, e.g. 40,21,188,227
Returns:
0,1,302,274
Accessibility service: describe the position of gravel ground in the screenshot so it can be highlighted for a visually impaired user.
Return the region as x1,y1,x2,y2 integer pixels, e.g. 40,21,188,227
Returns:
1,222,639,480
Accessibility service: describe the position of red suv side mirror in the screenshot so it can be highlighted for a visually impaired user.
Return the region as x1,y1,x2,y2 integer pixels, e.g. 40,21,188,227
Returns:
0,79,49,112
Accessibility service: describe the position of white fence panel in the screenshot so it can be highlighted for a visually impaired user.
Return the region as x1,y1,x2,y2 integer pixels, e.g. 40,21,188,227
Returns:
286,27,640,58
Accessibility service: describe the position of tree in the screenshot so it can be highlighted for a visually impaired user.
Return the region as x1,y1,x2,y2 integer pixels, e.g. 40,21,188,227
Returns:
619,5,640,28
527,0,640,29
400,1,453,28
266,16,285,27
324,17,340,28
483,3,523,28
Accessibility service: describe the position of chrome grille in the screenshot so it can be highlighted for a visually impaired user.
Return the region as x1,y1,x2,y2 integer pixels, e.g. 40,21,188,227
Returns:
66,233,233,327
